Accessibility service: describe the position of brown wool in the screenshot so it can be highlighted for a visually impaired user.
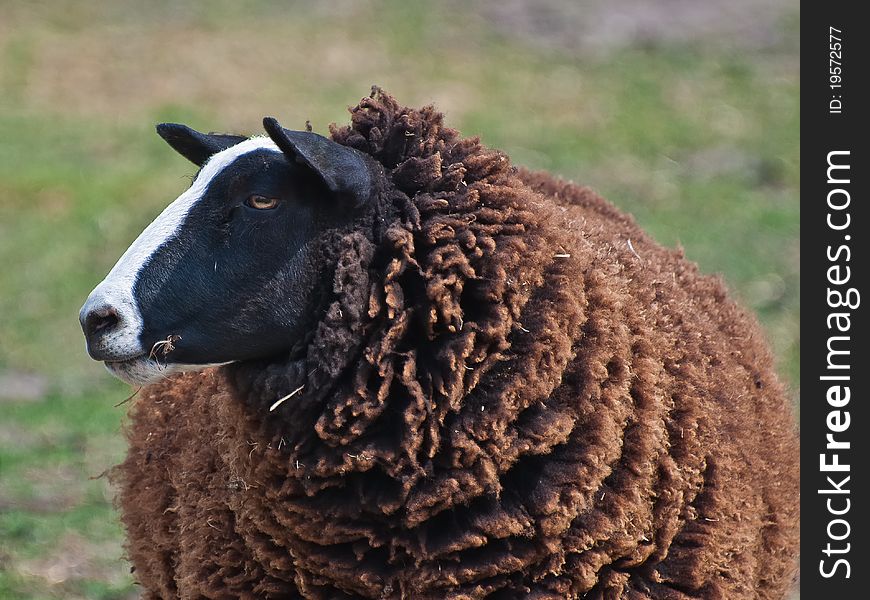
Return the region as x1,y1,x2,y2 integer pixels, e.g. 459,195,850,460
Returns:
113,89,799,599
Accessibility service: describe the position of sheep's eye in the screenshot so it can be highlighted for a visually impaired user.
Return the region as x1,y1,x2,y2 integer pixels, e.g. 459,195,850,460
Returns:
245,195,279,210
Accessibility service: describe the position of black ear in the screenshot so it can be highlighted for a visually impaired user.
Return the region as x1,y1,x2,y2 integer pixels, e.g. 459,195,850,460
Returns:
156,123,247,167
262,117,374,208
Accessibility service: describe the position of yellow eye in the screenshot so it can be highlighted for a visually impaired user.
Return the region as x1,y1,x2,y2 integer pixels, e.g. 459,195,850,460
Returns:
245,195,279,210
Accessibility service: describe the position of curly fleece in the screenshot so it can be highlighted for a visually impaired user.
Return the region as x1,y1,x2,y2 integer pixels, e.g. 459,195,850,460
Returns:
114,90,799,599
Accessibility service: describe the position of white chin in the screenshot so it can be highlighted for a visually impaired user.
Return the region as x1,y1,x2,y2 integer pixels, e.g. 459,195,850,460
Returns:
104,356,185,386
104,357,232,386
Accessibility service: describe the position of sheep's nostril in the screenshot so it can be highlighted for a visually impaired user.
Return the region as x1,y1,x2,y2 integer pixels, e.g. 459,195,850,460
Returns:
79,297,138,362
84,306,120,339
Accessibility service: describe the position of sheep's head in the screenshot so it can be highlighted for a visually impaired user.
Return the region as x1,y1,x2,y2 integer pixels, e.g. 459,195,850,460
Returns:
79,118,376,385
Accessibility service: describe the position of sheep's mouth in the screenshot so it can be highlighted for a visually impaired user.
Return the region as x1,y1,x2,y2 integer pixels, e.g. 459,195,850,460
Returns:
104,354,178,386
103,353,231,387
105,353,146,366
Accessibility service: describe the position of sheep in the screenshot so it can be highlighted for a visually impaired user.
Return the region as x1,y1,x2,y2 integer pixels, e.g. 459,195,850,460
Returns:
80,88,799,599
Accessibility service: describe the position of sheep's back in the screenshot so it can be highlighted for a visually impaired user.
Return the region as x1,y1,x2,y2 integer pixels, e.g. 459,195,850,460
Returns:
514,169,800,598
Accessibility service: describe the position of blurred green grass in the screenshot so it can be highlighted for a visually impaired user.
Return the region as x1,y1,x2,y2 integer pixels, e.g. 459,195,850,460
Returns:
0,1,799,597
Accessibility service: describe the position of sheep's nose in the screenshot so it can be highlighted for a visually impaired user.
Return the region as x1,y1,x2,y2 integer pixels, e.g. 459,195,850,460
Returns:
79,300,124,360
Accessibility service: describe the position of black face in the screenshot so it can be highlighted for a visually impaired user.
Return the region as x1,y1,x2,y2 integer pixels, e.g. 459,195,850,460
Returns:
79,118,376,384
134,149,343,365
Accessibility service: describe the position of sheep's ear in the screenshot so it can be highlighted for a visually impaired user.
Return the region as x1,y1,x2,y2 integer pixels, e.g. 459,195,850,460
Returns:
263,117,374,208
156,123,247,167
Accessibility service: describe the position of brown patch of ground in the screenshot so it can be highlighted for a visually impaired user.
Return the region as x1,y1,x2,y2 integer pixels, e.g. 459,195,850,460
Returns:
14,532,136,599
0,461,86,513
0,370,49,401
20,21,390,126
469,0,797,54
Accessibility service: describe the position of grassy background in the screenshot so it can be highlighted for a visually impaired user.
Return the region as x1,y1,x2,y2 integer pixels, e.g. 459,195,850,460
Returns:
0,1,799,597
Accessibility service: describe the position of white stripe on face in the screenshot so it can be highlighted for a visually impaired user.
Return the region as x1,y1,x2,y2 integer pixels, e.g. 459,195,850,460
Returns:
81,135,280,364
